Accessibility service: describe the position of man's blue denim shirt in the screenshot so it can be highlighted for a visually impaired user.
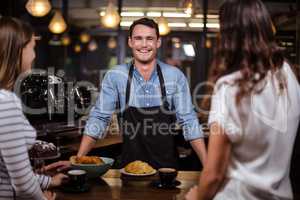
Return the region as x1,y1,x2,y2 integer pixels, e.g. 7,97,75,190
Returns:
84,60,203,141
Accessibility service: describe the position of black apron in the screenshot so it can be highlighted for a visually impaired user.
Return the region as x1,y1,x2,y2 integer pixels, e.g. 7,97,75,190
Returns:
118,63,179,169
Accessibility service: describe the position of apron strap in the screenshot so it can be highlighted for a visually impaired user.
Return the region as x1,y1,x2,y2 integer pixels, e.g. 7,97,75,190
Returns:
125,64,134,106
156,64,170,108
125,63,169,107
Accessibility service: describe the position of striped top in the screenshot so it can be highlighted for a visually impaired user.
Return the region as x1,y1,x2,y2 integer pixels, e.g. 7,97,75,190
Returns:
0,90,51,200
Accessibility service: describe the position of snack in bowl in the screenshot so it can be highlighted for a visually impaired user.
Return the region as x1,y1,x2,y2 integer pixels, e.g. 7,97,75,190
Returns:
70,156,114,179
70,156,104,165
74,156,104,165
124,160,155,174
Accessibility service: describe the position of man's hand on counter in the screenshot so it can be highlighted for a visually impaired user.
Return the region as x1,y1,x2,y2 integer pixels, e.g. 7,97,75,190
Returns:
44,161,71,172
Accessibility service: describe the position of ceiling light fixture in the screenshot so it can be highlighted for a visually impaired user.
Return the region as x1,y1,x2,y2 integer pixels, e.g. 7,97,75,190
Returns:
107,37,117,49
48,10,67,34
61,34,71,46
188,23,203,28
101,1,120,28
120,21,133,27
88,40,98,51
74,44,81,53
101,11,144,17
206,23,220,28
26,0,51,17
188,23,220,28
183,0,193,15
80,32,91,43
168,23,187,27
146,12,161,17
163,12,191,18
121,12,144,17
158,17,170,36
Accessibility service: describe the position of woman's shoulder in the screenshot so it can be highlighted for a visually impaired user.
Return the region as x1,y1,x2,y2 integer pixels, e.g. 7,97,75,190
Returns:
0,89,17,100
215,71,242,88
282,62,299,81
0,89,22,110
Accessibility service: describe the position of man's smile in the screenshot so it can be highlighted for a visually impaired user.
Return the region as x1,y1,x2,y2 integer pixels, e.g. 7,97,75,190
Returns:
137,49,152,54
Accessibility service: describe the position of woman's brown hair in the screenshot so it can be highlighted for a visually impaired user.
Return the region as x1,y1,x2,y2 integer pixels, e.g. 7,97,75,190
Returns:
0,17,34,90
210,0,285,104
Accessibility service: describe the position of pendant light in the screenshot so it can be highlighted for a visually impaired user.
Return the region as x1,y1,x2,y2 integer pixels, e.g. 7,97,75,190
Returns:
158,17,170,36
183,0,193,15
80,32,91,43
74,44,82,53
88,40,98,51
107,37,117,49
26,0,51,17
61,34,71,46
49,10,67,34
205,38,212,48
100,1,120,28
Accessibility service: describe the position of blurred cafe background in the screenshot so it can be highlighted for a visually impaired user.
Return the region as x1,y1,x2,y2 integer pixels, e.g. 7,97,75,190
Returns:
0,0,299,192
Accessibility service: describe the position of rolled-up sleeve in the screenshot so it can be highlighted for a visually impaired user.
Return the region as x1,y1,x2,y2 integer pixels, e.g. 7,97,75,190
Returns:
84,71,118,139
173,73,203,141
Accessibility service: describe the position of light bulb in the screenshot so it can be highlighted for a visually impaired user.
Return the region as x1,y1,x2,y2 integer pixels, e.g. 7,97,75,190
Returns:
26,0,51,17
174,42,181,49
88,40,98,51
61,34,71,46
48,11,67,34
80,32,91,43
107,37,117,49
158,17,170,36
101,2,120,28
183,0,193,15
205,39,212,48
74,44,81,53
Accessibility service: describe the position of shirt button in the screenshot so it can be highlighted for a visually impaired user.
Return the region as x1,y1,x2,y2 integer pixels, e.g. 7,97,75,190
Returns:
145,90,149,93
140,78,143,81
146,103,150,106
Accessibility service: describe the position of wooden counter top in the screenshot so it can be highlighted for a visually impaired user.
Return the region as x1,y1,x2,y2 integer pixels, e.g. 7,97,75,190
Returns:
56,169,200,200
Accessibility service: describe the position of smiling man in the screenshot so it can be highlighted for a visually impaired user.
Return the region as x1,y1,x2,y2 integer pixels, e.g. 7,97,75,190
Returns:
46,18,206,171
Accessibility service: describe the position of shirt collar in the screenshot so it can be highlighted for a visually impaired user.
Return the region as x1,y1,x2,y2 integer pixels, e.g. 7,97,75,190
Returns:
132,60,158,82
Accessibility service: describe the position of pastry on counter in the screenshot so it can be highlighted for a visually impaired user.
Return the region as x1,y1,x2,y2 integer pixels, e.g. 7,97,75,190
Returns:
124,160,155,174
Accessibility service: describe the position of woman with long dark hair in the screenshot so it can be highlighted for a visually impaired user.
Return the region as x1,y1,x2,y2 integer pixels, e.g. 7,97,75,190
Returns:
186,0,299,199
0,17,66,200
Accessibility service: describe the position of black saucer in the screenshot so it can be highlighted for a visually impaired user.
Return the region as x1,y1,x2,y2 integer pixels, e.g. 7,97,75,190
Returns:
61,184,90,193
150,180,181,189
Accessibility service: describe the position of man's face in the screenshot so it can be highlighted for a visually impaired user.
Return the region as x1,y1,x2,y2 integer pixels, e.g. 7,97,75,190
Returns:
128,24,161,64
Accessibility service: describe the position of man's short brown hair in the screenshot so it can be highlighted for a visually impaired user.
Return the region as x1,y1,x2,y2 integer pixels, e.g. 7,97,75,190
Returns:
129,18,159,38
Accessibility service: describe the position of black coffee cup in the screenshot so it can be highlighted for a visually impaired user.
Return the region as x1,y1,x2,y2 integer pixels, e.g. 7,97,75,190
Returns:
158,168,177,186
67,169,87,189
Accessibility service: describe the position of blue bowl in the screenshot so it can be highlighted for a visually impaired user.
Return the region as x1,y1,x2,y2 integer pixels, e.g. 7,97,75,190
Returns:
70,157,114,179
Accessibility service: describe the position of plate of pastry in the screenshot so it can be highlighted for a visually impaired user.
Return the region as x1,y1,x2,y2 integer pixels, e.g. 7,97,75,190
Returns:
120,160,157,176
70,156,114,178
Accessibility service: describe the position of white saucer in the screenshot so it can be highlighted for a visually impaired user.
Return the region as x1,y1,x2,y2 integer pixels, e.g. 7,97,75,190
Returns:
120,168,157,176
